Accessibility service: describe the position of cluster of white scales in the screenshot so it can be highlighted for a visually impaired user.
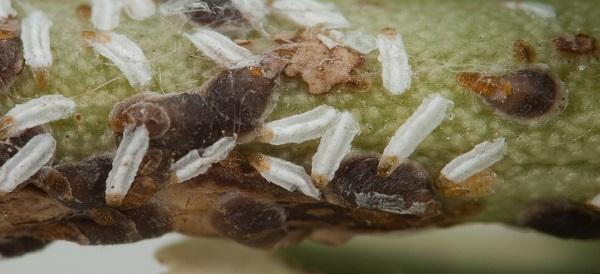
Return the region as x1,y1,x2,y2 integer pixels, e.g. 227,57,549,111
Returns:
4,0,565,208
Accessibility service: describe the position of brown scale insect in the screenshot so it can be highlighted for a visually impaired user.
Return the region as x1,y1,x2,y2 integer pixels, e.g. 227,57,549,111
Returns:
109,55,288,158
553,33,597,55
512,39,536,63
184,0,245,28
323,156,440,216
210,192,288,248
35,156,112,209
0,237,48,258
0,18,24,92
520,201,600,239
457,66,567,122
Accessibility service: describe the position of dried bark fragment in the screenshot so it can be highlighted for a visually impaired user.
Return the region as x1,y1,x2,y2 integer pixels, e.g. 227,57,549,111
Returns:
512,39,536,63
282,39,365,95
324,156,439,216
521,201,600,239
457,66,566,122
31,200,172,245
0,18,23,92
553,33,597,55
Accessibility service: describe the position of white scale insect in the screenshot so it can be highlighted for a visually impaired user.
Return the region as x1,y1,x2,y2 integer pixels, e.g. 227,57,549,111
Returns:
0,95,76,140
105,123,150,207
85,32,153,89
171,136,237,183
0,0,16,19
272,0,350,29
21,11,53,73
502,1,556,19
91,0,123,31
0,95,75,194
250,153,321,199
251,106,359,196
311,112,360,187
316,30,379,54
231,0,269,35
378,28,412,95
257,105,338,145
123,0,156,21
184,29,258,69
441,138,507,183
328,30,378,54
91,0,156,31
0,134,56,195
378,94,453,177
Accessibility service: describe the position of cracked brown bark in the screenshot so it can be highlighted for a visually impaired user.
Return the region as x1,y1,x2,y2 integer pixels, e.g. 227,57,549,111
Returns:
0,153,444,257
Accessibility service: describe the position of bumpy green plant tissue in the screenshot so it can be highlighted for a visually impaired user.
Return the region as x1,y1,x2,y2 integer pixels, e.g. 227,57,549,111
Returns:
4,0,599,224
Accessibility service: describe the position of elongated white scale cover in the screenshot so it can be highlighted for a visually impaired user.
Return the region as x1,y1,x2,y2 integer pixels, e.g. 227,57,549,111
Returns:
172,136,236,183
184,29,257,69
86,32,152,88
378,29,412,95
311,112,360,187
441,138,507,183
21,11,53,69
251,154,320,199
124,0,156,20
91,0,123,31
259,105,339,145
0,134,56,194
0,0,16,19
329,30,378,54
0,95,76,139
379,94,453,177
232,0,269,34
105,124,150,206
272,0,350,29
158,0,210,16
503,1,556,19
316,34,339,49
